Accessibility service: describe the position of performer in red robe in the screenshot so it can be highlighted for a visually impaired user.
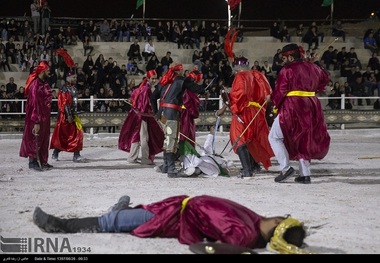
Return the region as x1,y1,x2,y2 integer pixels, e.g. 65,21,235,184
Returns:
33,194,310,253
229,70,274,177
118,70,164,165
50,70,85,162
269,44,330,184
19,61,52,171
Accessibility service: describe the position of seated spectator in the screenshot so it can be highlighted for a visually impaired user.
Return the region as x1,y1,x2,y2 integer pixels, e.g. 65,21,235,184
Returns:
64,26,78,45
351,76,371,106
99,19,112,42
127,39,143,62
346,47,362,70
270,21,281,40
303,26,319,49
295,23,304,38
83,35,94,56
364,31,378,54
279,25,291,42
332,20,346,41
142,39,155,62
321,46,339,71
367,52,380,71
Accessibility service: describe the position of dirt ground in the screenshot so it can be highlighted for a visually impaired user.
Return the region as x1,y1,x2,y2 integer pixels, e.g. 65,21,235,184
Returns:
0,129,380,256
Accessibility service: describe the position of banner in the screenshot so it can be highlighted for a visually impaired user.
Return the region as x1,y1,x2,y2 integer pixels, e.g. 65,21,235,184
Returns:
321,0,333,7
136,0,143,9
228,0,241,10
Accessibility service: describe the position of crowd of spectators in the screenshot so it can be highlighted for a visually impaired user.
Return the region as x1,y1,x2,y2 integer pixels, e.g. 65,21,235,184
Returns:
1,14,380,121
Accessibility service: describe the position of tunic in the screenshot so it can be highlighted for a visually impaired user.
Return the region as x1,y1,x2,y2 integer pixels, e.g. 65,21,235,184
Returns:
271,61,330,160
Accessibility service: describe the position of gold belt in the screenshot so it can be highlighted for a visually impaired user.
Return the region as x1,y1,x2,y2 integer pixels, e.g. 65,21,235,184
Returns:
181,197,191,213
286,91,315,96
247,101,261,108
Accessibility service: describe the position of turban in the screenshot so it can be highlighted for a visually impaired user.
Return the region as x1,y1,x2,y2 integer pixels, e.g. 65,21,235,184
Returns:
24,61,49,96
147,69,157,79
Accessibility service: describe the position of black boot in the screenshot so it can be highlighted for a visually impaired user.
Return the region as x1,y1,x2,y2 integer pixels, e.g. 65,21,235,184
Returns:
166,152,189,178
249,154,261,173
155,152,168,173
236,144,253,178
167,152,178,178
33,207,100,233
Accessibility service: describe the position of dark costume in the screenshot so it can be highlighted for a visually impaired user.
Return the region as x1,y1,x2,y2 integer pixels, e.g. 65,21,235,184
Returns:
229,70,274,177
151,64,205,177
118,70,164,164
19,61,52,170
50,73,84,159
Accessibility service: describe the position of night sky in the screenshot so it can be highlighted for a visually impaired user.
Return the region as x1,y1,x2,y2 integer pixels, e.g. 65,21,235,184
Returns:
2,0,379,21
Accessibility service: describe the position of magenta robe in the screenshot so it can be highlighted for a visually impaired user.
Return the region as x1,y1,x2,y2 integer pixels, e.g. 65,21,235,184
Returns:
272,61,330,161
180,90,200,147
118,83,164,161
19,78,52,164
132,195,265,248
50,85,83,152
229,70,274,170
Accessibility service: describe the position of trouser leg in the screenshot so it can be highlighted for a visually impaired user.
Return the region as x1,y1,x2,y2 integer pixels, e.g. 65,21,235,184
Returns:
139,121,151,164
268,117,291,171
298,158,311,177
236,144,253,178
98,208,154,232
128,142,139,163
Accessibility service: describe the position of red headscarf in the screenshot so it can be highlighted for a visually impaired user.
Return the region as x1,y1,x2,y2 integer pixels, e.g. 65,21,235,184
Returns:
159,64,183,86
132,70,157,108
24,61,49,96
147,69,157,79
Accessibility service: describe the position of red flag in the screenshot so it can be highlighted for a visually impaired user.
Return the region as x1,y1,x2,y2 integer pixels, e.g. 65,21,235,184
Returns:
228,0,241,10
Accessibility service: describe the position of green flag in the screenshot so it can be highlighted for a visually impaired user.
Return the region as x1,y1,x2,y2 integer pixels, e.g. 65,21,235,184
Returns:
136,0,143,9
321,0,333,6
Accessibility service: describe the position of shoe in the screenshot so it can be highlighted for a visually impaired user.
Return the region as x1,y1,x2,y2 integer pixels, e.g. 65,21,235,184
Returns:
167,171,193,178
127,159,138,164
154,164,167,173
29,161,43,171
52,150,59,161
274,167,295,183
109,195,132,211
42,163,53,170
73,155,87,163
295,176,311,184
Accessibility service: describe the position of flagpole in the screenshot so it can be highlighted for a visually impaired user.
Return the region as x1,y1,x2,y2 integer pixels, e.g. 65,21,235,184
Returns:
143,0,146,23
226,0,231,28
238,1,242,27
330,2,334,27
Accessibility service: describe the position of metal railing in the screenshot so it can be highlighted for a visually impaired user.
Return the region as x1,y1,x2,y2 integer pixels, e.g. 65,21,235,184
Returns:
1,94,379,133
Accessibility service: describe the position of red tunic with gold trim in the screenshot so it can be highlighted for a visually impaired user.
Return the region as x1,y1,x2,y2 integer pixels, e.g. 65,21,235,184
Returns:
272,61,330,161
132,195,266,248
50,83,83,152
229,70,274,170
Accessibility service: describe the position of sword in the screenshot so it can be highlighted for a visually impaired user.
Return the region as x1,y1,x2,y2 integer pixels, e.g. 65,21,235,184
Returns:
34,132,42,169
229,100,268,152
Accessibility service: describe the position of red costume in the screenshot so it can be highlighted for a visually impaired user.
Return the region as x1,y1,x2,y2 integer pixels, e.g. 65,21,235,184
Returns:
19,61,52,166
50,81,83,153
132,195,266,248
118,72,164,162
229,70,274,170
272,61,330,161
